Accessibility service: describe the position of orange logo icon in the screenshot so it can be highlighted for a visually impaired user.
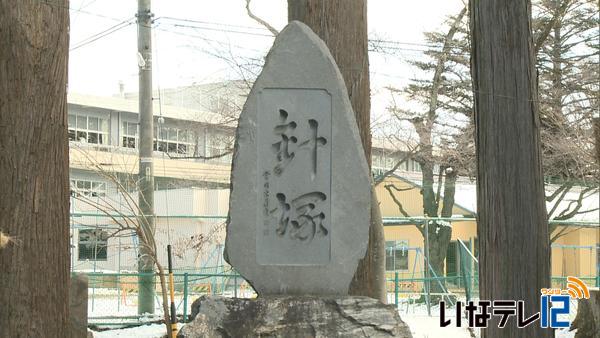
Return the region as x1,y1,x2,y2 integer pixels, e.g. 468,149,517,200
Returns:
565,276,589,299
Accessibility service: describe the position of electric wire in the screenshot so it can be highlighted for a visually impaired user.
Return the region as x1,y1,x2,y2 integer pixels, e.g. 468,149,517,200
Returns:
70,18,135,51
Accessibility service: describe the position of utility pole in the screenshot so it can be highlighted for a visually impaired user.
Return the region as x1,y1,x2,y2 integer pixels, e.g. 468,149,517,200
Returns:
137,0,155,315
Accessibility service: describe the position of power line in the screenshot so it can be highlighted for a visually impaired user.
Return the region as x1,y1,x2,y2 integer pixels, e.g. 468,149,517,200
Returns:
154,19,473,58
156,21,468,60
34,0,129,22
157,16,273,32
155,17,599,62
70,18,135,51
155,25,266,54
163,22,274,38
155,16,473,50
68,14,597,62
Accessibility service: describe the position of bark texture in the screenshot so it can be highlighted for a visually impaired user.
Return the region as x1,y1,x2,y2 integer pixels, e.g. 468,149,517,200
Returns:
469,1,552,337
420,169,457,295
288,0,386,302
0,1,71,336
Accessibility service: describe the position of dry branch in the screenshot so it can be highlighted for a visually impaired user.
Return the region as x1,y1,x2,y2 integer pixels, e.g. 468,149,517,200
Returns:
245,0,279,36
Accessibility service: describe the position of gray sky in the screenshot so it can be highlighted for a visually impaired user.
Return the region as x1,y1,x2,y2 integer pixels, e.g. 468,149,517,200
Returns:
68,0,464,122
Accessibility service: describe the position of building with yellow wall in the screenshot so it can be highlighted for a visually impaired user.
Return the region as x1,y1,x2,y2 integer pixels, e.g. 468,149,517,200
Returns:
377,174,599,290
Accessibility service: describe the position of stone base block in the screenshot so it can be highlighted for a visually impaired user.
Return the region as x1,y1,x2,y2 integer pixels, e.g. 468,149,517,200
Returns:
178,296,412,338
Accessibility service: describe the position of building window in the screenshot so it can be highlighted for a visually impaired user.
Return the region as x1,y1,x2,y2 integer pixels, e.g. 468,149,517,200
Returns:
372,154,382,169
206,130,233,163
78,229,108,261
154,126,194,155
412,160,421,172
384,155,394,169
386,240,409,271
372,167,385,178
68,114,109,145
122,121,138,148
70,179,106,197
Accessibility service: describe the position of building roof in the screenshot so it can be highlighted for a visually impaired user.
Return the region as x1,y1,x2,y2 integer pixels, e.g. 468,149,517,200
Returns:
389,173,599,223
68,92,235,127
371,137,416,152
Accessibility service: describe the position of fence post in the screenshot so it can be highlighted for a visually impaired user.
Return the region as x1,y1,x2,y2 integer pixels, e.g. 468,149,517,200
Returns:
183,273,189,322
424,219,431,316
234,273,238,298
394,271,399,307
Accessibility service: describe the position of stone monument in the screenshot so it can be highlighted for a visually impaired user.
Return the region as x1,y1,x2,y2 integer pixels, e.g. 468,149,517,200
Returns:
179,21,411,338
225,19,372,296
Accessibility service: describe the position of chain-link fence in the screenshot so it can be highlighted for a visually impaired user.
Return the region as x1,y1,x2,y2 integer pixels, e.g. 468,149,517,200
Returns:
82,271,256,327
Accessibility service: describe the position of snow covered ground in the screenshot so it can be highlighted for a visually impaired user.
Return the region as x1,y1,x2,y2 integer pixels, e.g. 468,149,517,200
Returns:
91,324,165,338
91,312,577,338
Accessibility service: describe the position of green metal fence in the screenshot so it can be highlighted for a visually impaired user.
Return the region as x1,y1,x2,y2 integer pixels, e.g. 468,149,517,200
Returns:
80,270,599,327
81,270,255,327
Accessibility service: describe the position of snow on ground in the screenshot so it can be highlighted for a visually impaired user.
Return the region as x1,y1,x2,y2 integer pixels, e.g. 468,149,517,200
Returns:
90,298,579,337
402,314,475,338
91,324,166,338
92,318,577,338
87,288,256,319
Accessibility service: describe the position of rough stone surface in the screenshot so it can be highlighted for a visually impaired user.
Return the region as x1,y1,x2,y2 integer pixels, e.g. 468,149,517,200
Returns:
225,21,371,295
179,296,412,338
69,273,89,338
571,288,599,338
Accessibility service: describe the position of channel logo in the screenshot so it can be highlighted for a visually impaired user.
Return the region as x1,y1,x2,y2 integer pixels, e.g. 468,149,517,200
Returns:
565,276,590,299
540,276,589,328
440,276,590,329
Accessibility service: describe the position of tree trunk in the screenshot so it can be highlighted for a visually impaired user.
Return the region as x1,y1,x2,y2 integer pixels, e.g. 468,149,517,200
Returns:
0,1,71,336
469,1,552,337
412,8,466,298
288,0,386,302
420,164,456,296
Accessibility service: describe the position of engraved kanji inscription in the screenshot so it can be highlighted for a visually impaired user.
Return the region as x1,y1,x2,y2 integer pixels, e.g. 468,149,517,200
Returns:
271,192,328,242
271,110,327,178
298,120,327,179
257,88,332,265
271,109,297,176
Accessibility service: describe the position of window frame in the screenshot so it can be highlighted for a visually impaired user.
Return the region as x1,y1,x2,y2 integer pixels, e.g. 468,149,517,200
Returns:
121,120,139,149
68,113,109,145
70,179,107,198
206,130,233,163
77,229,109,261
385,240,410,272
154,125,194,155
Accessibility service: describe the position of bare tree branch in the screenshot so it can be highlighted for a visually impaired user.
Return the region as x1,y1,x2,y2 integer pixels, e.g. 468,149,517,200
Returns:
166,150,232,160
383,184,414,220
373,146,419,186
245,0,279,36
